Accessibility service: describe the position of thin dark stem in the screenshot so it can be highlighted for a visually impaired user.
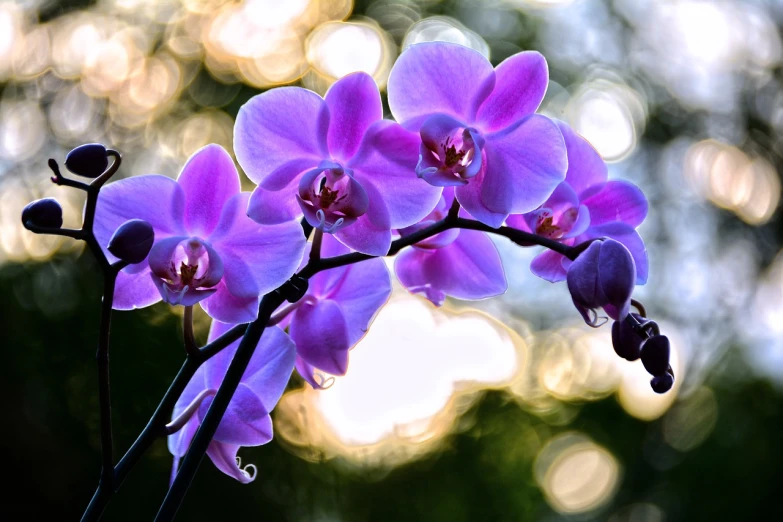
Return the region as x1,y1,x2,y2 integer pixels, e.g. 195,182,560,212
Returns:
82,213,582,519
83,151,121,233
23,222,85,240
310,228,323,263
48,158,90,191
183,306,198,357
156,296,283,521
631,299,647,318
447,197,461,221
81,264,122,522
113,356,201,486
305,217,577,277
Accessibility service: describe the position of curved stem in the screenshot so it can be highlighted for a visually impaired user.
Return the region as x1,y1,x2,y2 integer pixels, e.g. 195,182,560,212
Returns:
80,265,121,522
156,296,283,521
83,213,583,519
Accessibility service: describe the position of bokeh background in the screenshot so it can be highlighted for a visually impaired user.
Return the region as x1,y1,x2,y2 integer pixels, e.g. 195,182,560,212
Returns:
2,0,783,520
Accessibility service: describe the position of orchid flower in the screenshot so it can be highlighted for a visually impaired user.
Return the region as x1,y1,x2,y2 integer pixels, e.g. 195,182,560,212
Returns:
386,41,568,228
507,121,649,284
394,187,506,306
168,321,296,483
93,144,306,323
272,234,391,388
234,72,441,256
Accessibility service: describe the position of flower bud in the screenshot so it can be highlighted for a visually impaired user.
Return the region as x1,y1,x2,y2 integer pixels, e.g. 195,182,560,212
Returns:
650,373,674,394
611,313,657,361
640,334,670,376
567,238,636,325
108,219,154,264
22,198,63,229
65,143,108,178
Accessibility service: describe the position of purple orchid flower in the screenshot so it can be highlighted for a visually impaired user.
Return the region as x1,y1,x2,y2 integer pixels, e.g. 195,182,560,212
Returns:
386,41,568,228
394,187,506,306
273,234,391,388
234,72,442,256
93,144,306,323
168,320,296,483
507,121,649,284
566,238,636,325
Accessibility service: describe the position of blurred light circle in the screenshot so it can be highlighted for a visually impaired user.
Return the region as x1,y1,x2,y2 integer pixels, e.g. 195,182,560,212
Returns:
566,80,645,162
275,291,525,465
12,24,50,80
176,110,234,160
403,16,490,59
535,433,620,514
49,83,100,141
82,37,135,96
0,100,46,161
684,140,780,225
306,21,393,85
51,14,106,79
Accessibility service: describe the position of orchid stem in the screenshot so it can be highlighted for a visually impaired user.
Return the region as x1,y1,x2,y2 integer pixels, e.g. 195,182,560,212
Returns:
183,306,198,357
447,198,461,221
156,296,283,521
82,212,584,520
310,228,323,263
631,299,647,318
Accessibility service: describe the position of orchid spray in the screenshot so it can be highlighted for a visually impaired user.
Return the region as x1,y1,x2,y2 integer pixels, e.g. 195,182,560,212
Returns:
21,42,671,521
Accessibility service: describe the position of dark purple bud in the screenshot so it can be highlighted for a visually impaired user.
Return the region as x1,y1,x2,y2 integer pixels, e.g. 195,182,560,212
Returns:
22,198,63,229
65,143,108,178
108,219,154,264
611,313,655,361
650,373,674,394
567,238,636,326
640,335,670,376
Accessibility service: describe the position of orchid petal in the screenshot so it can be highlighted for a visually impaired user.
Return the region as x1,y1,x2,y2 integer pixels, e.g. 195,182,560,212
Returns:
167,415,199,459
325,72,382,161
295,356,331,389
530,249,568,283
210,193,305,298
482,114,567,215
177,144,240,237
206,441,257,484
290,299,350,375
241,326,296,411
200,280,259,324
395,229,506,302
350,120,442,228
247,184,305,226
388,42,495,128
454,165,506,228
94,174,185,264
198,385,273,446
557,121,608,197
476,51,548,131
235,87,329,184
113,267,162,310
333,214,392,256
581,180,648,228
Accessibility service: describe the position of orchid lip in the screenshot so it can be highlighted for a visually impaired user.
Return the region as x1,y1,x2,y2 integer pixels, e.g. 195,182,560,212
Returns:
417,115,485,187
296,162,368,234
149,236,224,306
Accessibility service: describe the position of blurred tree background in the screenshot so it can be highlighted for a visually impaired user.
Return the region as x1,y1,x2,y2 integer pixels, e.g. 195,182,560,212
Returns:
1,0,782,520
